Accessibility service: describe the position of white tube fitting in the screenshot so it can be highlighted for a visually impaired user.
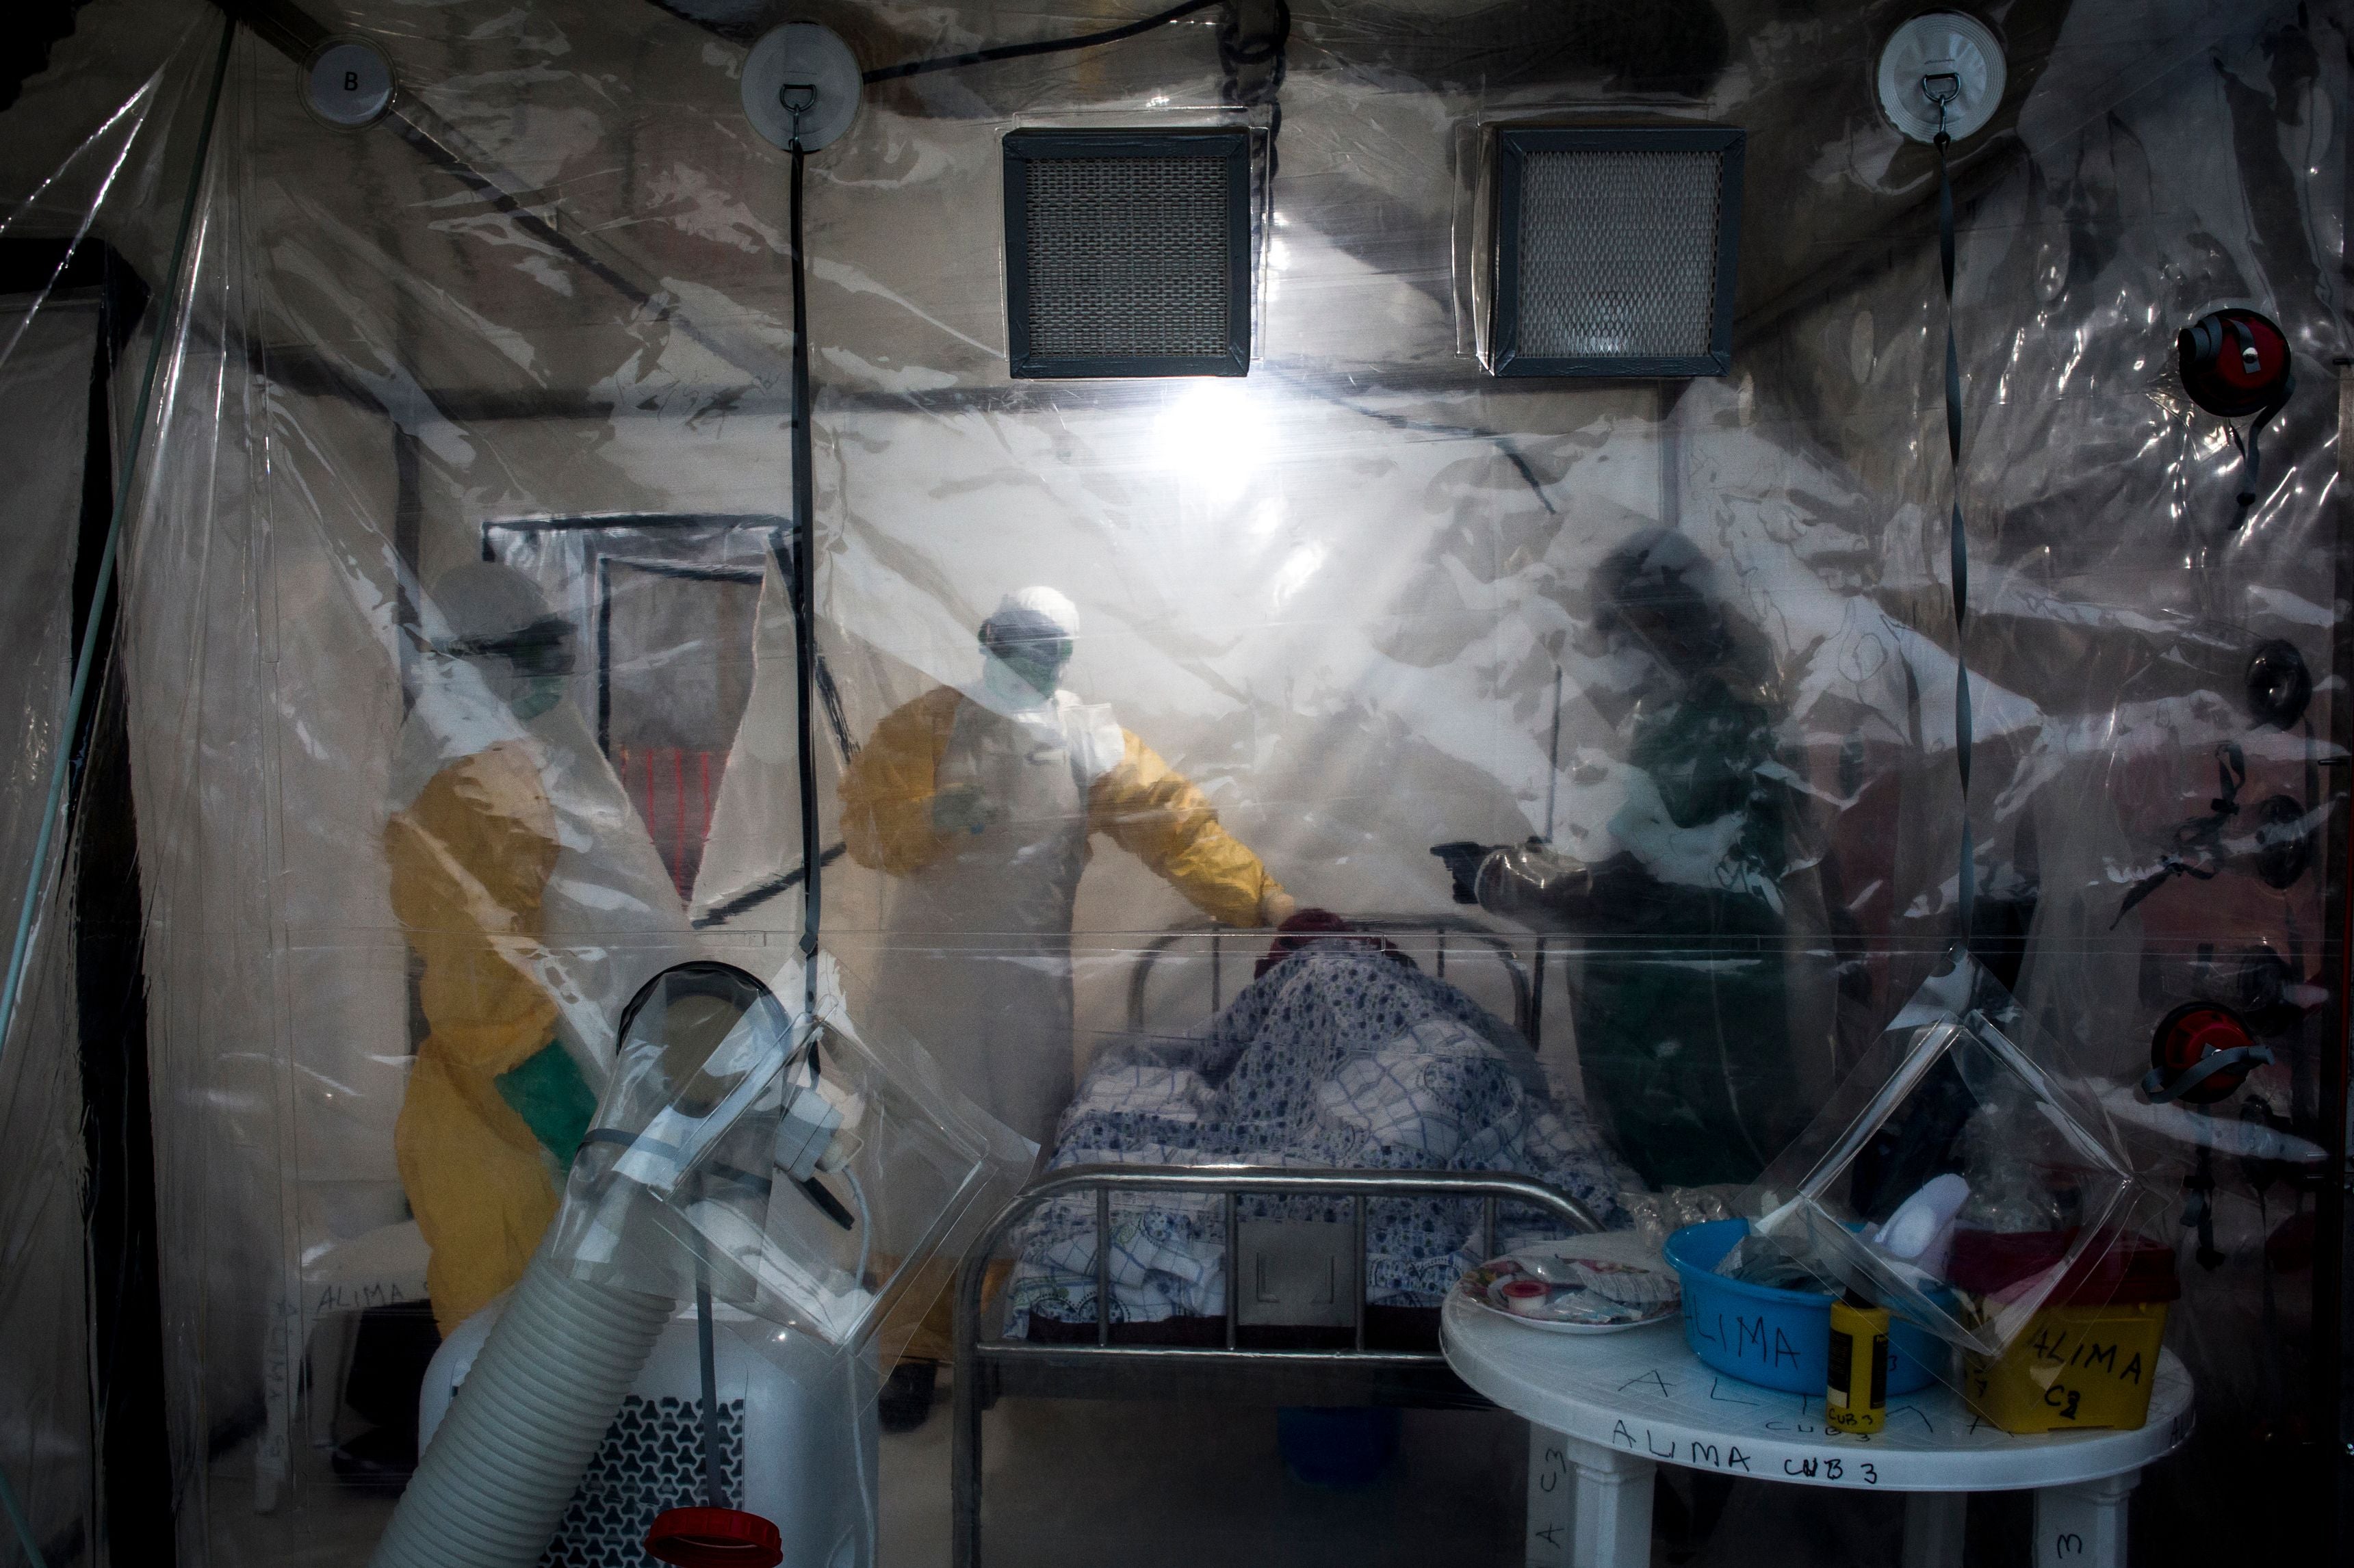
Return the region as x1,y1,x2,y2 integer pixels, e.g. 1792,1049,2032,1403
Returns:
370,1255,672,1568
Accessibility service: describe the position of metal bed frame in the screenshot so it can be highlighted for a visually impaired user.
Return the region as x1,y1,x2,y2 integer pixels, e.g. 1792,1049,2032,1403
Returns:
950,917,1587,1566
1120,913,1551,1049
952,1165,1600,1567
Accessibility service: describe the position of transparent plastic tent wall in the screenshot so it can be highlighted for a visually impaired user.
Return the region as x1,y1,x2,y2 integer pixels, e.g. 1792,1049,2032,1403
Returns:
0,0,2347,1565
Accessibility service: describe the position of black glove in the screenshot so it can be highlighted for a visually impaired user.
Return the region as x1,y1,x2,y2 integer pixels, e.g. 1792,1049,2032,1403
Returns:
1430,841,1496,906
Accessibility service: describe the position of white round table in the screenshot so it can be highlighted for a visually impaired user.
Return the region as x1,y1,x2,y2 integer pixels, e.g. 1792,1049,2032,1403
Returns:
1442,1294,2192,1568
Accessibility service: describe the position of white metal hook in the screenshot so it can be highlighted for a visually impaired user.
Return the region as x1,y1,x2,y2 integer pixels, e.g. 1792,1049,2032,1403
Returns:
779,80,818,144
1922,69,1961,137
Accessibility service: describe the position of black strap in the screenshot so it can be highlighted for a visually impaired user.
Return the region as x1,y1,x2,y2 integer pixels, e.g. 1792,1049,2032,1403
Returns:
2234,368,2294,519
2110,742,2247,926
695,1253,726,1506
1217,1,1289,181
863,2,1288,187
2183,1142,2226,1270
863,0,1222,83
1931,98,1974,952
690,843,849,930
788,133,823,1010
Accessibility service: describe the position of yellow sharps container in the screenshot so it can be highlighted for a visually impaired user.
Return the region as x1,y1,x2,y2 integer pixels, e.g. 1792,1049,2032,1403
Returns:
1953,1232,2180,1435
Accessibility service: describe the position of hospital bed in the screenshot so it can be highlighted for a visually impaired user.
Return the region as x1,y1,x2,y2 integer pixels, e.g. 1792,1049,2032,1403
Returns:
950,917,1601,1568
1119,915,1551,1052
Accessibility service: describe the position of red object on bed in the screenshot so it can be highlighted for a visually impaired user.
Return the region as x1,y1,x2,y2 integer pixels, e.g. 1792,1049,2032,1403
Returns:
1255,908,1415,979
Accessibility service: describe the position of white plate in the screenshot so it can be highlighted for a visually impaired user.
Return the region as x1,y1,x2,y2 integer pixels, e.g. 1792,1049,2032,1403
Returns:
1454,1234,1681,1336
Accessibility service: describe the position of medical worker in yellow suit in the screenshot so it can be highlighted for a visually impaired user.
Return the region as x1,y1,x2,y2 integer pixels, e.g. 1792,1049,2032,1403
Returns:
387,562,697,1335
839,587,1293,1424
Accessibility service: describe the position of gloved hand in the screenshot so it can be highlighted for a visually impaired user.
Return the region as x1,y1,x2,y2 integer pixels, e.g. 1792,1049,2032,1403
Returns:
931,782,998,837
1430,841,1497,905
1259,889,1297,927
493,1041,599,1167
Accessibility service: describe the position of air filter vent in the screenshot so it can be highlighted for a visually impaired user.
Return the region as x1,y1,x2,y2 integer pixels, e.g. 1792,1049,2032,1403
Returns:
1004,129,1252,378
1491,126,1744,377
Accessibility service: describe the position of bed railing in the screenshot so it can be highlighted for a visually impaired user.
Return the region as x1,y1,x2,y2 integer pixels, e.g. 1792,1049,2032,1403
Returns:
950,1163,1603,1568
1121,913,1549,1047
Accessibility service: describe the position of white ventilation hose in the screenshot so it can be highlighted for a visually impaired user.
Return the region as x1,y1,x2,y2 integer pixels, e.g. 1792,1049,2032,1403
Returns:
371,1255,673,1568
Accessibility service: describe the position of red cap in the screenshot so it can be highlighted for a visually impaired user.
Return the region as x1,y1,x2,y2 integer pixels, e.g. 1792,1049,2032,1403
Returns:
645,1508,784,1568
2163,1008,2251,1069
2212,314,2289,392
2150,1002,2260,1104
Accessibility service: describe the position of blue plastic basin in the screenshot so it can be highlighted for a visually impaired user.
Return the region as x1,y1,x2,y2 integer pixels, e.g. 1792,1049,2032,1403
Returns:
1663,1218,1949,1396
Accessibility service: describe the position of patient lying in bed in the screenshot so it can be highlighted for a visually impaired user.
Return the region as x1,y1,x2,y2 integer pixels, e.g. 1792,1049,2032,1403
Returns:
1003,930,1641,1338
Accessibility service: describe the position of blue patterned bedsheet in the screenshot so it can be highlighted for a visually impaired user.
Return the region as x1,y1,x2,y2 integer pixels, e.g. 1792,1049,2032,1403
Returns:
1004,940,1639,1335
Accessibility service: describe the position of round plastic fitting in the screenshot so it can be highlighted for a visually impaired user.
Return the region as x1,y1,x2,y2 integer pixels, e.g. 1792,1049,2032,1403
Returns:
646,1506,786,1568
304,36,396,129
2242,638,2312,729
2145,1001,2266,1106
2180,309,2293,419
1876,13,2007,144
742,23,862,151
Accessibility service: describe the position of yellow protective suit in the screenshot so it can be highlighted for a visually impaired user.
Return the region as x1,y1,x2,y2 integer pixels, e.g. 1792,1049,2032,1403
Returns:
386,742,567,1333
841,683,1285,1366
385,561,699,1335
840,685,1280,926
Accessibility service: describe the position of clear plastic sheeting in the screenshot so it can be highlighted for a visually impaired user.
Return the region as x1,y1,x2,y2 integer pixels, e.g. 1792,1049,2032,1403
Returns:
0,8,237,1566
0,274,104,1568
1723,954,2157,1366
0,1,2341,1566
548,955,1031,1355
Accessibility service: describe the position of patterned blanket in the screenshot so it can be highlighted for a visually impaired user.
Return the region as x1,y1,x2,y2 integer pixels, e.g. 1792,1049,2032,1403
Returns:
1005,941,1638,1334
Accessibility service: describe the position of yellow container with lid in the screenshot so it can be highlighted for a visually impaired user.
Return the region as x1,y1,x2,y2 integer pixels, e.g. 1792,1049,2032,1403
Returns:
1953,1232,2178,1435
1825,1292,1890,1435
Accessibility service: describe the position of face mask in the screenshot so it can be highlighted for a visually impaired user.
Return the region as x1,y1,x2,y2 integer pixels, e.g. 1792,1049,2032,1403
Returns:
510,675,565,722
1007,646,1068,696
978,607,1073,694
982,652,1061,707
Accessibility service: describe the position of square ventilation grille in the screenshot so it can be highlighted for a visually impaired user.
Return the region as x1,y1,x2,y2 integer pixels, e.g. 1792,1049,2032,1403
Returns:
1491,126,1744,377
1004,129,1252,378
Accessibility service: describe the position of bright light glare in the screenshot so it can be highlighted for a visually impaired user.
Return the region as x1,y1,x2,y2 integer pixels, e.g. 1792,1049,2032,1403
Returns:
1268,541,1326,607
1153,380,1268,507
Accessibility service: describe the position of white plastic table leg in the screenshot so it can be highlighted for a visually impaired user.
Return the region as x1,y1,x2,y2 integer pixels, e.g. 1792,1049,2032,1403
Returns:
1555,1432,1654,1568
2032,1471,2135,1568
1902,1490,1967,1568
1525,1426,1574,1567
